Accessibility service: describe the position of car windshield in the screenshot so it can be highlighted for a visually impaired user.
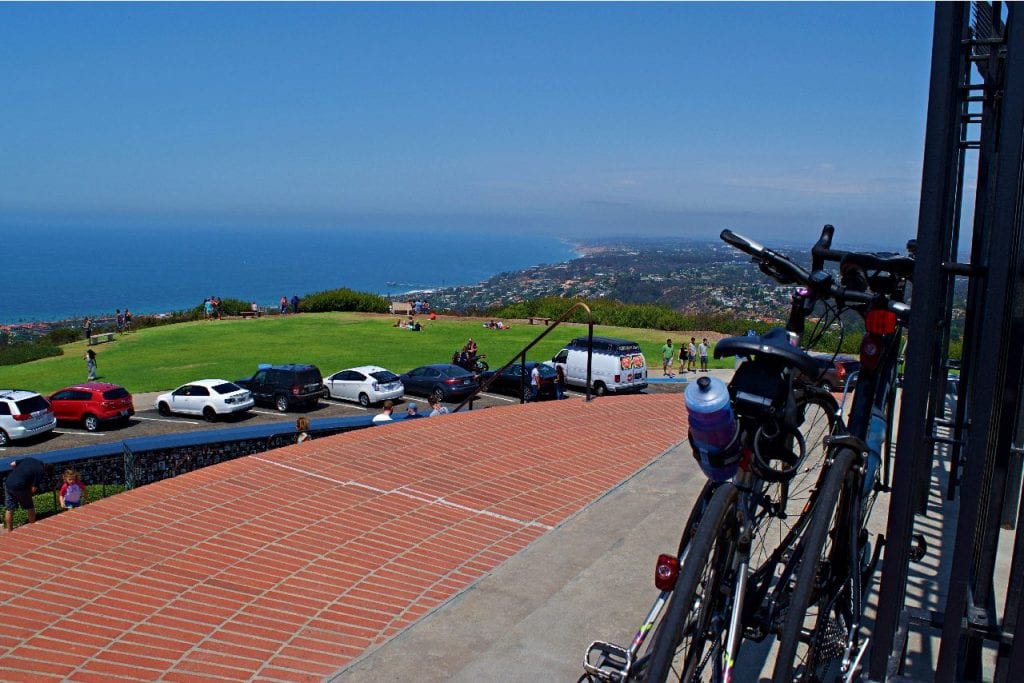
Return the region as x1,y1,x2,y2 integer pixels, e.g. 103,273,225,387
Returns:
445,366,473,378
15,395,49,413
370,371,399,383
212,382,243,394
103,387,130,400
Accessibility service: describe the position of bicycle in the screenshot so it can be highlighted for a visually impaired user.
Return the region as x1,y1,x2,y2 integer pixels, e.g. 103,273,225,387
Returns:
582,311,841,680
718,225,913,681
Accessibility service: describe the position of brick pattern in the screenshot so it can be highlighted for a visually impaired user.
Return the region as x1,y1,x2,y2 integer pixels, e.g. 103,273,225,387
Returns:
0,395,685,681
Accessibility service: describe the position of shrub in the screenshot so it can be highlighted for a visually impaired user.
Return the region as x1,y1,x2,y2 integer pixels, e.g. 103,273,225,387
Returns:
0,343,62,366
300,288,390,314
42,327,81,345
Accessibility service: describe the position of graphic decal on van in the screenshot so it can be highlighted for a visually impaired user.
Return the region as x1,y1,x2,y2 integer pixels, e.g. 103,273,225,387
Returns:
620,354,645,370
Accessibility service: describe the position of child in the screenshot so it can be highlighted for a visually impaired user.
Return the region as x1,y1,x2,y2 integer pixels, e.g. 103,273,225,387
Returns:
59,469,87,510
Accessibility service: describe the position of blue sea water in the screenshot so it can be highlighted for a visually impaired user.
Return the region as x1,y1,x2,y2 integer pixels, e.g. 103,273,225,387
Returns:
6,226,578,324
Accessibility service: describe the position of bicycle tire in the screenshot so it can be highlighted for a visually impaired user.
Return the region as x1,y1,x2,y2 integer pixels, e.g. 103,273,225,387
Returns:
771,448,857,683
643,483,740,682
748,390,838,571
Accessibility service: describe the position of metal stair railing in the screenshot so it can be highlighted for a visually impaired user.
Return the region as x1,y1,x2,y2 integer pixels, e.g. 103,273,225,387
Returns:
452,302,595,412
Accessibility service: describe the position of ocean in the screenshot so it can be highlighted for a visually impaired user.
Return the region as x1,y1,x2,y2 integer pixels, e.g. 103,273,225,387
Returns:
5,226,578,324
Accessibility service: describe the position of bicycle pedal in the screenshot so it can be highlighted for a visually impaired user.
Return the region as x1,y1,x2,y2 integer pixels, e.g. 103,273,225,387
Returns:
583,641,632,682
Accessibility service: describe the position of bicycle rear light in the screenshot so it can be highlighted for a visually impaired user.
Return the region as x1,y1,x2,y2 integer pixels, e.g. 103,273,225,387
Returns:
860,334,883,370
866,309,897,335
654,554,679,591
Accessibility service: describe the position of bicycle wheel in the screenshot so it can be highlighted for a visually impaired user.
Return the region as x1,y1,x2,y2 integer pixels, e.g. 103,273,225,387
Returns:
643,483,740,682
772,448,857,683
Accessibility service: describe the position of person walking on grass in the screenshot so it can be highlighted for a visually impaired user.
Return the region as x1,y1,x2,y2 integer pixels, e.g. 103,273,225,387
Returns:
5,457,45,531
688,338,698,372
699,338,710,372
85,348,97,381
661,338,675,378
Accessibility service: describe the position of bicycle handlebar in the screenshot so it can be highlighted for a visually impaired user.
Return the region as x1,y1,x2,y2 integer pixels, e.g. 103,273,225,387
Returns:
720,228,910,317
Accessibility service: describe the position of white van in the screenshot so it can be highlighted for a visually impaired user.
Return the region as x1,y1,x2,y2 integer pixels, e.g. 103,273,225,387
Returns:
546,336,648,396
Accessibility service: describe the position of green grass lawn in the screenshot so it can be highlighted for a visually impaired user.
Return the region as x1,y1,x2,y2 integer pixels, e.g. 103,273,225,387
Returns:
0,313,732,395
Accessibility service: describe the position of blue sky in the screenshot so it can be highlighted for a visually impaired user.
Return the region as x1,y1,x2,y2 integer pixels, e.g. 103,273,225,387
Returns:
0,2,934,244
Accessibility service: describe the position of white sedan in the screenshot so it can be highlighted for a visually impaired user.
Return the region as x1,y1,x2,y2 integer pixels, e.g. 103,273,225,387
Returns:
155,379,255,421
324,365,404,407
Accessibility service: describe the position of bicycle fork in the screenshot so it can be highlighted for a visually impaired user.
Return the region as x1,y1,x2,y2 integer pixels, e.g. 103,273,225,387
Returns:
721,516,753,682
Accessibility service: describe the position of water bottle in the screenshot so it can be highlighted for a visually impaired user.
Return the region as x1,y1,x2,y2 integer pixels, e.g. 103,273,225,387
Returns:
685,376,740,481
864,407,885,496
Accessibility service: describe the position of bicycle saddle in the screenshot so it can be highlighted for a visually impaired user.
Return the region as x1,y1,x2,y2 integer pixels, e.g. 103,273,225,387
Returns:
714,327,820,376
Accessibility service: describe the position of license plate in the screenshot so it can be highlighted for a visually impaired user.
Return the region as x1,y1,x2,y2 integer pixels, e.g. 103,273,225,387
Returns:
120,410,130,416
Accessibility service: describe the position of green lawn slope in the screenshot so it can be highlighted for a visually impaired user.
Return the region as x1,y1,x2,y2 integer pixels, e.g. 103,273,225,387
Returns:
0,313,731,395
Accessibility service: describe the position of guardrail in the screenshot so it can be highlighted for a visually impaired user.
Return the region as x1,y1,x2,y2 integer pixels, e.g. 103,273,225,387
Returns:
0,414,395,512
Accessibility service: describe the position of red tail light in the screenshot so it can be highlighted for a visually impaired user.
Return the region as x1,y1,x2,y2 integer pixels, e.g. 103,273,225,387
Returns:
866,308,897,335
291,385,300,396
860,334,883,370
13,413,33,421
445,377,459,384
654,554,679,591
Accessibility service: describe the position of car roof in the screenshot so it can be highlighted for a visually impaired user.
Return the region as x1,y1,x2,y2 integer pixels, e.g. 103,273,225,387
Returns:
339,365,391,374
56,382,125,392
412,364,469,373
184,379,236,387
0,389,43,401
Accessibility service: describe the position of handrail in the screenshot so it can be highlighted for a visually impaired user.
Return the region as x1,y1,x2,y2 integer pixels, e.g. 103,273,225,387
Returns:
453,302,595,412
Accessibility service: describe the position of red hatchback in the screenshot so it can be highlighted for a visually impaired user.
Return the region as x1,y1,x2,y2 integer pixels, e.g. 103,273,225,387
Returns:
49,382,135,432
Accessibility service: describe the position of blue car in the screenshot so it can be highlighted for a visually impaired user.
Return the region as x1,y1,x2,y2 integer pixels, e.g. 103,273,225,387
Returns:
399,364,479,404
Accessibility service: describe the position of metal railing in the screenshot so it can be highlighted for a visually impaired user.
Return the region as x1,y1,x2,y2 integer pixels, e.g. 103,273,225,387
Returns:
453,302,595,412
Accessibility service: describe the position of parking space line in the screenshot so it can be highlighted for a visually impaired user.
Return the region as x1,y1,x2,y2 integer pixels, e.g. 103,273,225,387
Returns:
53,431,107,436
134,416,201,425
323,399,368,411
251,409,283,416
480,393,517,403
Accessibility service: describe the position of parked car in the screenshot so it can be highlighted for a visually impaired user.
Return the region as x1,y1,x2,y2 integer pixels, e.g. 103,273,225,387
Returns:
325,365,404,407
945,374,960,417
49,382,134,431
155,379,255,421
399,364,478,403
797,355,861,392
481,362,558,401
235,364,326,412
0,389,57,446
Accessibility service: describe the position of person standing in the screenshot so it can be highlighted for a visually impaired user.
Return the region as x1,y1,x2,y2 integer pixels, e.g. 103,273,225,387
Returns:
124,308,132,333
59,469,87,510
295,416,311,443
290,294,300,314
688,338,698,372
555,364,567,400
699,338,710,372
85,348,97,381
5,457,46,531
661,338,675,378
280,295,288,314
530,363,542,402
679,343,689,374
116,309,125,334
84,317,92,341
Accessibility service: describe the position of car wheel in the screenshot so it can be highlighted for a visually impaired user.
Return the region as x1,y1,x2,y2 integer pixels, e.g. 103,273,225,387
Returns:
203,406,218,422
431,387,446,404
158,402,171,417
83,414,100,432
358,393,371,408
275,395,290,412
522,386,532,402
593,382,607,397
0,430,8,446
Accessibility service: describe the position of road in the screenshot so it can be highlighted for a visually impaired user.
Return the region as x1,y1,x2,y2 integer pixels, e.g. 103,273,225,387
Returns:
2,380,689,456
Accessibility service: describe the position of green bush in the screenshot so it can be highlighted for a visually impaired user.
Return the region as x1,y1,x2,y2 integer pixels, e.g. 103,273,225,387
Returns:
0,343,63,366
42,327,82,345
300,288,390,314
10,483,125,527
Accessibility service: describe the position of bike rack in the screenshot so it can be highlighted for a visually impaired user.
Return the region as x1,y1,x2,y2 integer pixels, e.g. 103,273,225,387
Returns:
869,3,1024,680
452,302,595,412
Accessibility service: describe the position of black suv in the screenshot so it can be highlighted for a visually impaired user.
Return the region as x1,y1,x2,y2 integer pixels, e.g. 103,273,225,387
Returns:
236,364,326,412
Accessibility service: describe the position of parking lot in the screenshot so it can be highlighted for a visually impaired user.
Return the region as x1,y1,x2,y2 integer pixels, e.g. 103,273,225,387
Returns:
1,381,686,456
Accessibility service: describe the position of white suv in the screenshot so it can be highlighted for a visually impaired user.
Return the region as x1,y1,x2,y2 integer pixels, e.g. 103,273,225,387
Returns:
0,390,57,446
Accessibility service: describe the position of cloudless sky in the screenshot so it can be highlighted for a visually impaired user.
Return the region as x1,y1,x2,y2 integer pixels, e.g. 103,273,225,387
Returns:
0,2,935,245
